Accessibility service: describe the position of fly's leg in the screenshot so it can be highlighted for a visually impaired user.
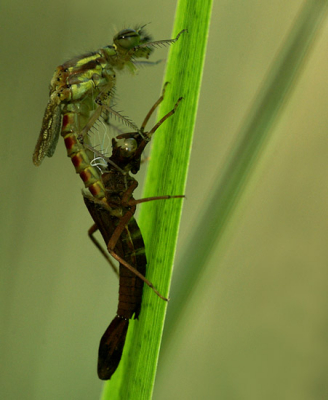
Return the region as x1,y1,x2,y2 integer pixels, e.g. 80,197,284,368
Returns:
114,82,175,142
80,81,177,146
127,94,183,162
139,82,170,131
128,195,185,206
88,224,119,277
121,180,185,207
115,87,183,161
105,204,169,301
104,181,184,302
146,96,183,139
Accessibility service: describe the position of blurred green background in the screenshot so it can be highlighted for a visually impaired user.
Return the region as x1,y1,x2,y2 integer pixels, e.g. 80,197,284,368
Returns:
1,1,328,399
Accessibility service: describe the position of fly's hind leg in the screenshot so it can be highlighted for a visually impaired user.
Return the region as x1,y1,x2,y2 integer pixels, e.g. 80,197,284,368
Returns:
121,176,185,208
88,223,119,277
105,181,184,302
105,205,169,302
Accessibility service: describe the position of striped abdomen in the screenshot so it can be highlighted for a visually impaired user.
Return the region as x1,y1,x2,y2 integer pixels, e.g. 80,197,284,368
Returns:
117,216,146,319
62,102,106,201
83,195,146,379
83,195,145,318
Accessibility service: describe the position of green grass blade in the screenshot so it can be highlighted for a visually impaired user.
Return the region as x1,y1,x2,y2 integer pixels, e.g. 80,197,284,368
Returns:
100,0,213,398
162,0,328,347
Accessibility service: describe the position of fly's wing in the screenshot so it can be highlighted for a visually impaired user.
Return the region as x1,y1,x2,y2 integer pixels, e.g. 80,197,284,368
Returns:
84,196,131,380
84,194,145,319
33,99,62,166
83,195,124,258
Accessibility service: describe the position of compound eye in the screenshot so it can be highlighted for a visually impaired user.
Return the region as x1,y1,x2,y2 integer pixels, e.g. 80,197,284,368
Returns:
114,29,140,49
119,138,138,157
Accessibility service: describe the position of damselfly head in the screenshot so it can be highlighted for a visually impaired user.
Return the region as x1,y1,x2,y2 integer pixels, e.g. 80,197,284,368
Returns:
114,29,141,50
136,25,152,45
113,27,153,59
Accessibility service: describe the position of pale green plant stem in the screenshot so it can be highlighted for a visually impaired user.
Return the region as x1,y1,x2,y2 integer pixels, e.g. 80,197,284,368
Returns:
100,0,213,399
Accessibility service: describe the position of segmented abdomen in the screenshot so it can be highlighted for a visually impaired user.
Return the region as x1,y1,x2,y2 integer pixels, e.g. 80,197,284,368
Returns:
118,216,146,320
61,102,106,201
83,196,145,320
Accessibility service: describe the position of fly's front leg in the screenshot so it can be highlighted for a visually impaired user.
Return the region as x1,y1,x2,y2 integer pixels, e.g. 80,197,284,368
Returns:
128,194,185,207
121,180,184,208
88,224,119,276
106,204,169,301
121,180,139,204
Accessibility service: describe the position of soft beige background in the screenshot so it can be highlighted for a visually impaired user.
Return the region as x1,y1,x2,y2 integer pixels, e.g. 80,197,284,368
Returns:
1,1,328,399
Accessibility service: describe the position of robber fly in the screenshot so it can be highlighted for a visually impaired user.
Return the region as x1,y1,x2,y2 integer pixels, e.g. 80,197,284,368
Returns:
83,84,183,379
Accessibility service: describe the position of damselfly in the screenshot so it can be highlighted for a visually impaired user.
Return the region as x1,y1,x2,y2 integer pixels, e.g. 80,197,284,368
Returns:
33,28,186,200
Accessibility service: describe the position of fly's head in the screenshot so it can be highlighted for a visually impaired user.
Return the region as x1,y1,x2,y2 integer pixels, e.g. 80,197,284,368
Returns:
109,129,150,175
105,88,183,175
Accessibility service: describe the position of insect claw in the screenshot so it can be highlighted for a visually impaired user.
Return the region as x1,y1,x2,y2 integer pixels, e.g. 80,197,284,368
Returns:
151,284,169,301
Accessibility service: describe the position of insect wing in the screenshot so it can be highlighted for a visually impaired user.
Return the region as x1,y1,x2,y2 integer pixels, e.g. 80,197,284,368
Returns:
83,196,117,246
98,315,129,380
33,100,62,166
